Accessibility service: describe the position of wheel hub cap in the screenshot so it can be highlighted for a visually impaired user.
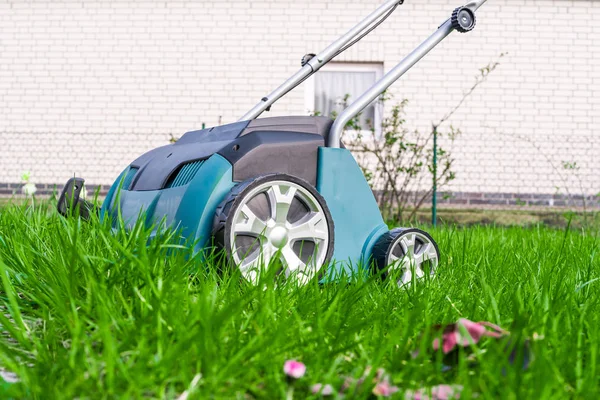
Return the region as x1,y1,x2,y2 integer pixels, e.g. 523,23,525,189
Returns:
269,226,288,248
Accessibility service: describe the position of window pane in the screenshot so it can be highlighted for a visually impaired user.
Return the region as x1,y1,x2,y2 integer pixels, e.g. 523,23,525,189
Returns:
314,71,377,131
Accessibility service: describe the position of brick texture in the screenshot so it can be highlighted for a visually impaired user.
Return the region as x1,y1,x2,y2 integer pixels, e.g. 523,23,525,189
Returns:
0,0,598,200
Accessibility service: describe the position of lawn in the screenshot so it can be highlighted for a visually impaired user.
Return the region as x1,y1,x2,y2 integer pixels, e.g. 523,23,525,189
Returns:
0,201,599,399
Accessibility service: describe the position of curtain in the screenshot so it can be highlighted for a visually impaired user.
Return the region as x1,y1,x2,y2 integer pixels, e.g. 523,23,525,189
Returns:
314,71,377,131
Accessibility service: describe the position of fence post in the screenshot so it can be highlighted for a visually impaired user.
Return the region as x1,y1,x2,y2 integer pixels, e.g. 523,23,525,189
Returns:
432,127,438,227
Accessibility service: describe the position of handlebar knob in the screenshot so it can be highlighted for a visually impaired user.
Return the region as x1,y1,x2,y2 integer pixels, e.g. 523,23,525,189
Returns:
301,53,316,67
451,7,476,33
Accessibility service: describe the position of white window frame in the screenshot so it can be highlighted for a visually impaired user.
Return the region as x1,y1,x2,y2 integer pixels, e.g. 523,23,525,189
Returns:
304,62,384,138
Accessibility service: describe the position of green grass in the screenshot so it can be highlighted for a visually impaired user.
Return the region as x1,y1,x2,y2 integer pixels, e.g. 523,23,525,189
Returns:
0,201,599,399
411,208,600,230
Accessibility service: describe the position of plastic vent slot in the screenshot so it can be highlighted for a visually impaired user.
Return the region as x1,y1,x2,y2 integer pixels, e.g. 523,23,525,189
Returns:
122,167,139,190
166,160,205,188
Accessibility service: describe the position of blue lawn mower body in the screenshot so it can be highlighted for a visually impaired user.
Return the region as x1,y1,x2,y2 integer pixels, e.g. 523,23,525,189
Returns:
99,117,389,280
58,0,488,284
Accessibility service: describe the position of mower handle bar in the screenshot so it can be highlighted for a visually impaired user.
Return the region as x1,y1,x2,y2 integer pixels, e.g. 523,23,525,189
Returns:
239,0,404,122
238,0,488,146
328,0,488,148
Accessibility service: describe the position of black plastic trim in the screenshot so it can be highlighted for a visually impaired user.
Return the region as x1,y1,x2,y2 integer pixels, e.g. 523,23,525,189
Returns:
218,130,324,185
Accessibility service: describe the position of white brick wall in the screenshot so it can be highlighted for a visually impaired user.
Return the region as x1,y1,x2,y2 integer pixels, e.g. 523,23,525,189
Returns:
0,0,599,196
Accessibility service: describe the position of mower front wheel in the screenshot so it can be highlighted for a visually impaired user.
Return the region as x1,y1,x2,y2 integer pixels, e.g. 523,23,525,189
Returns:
212,174,334,285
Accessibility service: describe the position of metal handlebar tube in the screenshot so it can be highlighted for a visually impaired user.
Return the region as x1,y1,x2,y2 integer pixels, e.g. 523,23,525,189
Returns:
239,0,404,122
464,0,489,12
327,0,488,148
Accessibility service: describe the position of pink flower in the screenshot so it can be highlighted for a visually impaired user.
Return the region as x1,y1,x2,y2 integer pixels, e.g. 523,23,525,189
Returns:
283,360,306,379
432,329,460,354
373,380,400,397
404,384,463,400
311,383,335,396
456,318,488,345
340,366,378,393
431,319,506,354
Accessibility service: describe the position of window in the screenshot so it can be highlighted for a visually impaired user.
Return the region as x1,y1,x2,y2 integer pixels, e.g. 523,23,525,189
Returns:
305,63,384,136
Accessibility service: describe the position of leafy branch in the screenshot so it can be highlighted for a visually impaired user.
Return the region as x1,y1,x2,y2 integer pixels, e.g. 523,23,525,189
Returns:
340,54,505,222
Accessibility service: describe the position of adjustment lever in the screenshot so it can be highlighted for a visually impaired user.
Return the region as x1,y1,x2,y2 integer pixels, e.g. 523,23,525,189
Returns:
57,177,97,220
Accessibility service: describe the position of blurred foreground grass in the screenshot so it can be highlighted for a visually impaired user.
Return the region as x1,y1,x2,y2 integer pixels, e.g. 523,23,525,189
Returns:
0,200,598,398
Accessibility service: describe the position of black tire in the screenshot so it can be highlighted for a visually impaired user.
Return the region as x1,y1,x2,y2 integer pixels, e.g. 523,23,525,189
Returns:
212,174,335,283
371,228,440,281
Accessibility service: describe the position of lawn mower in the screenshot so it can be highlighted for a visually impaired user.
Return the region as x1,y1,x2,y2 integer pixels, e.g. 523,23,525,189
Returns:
58,0,488,285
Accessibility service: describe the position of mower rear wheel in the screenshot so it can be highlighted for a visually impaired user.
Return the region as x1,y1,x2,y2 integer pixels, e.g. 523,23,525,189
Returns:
372,228,440,286
212,174,334,285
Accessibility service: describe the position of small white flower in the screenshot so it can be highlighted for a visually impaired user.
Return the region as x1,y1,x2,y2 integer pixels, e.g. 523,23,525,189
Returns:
22,182,37,196
0,368,19,383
